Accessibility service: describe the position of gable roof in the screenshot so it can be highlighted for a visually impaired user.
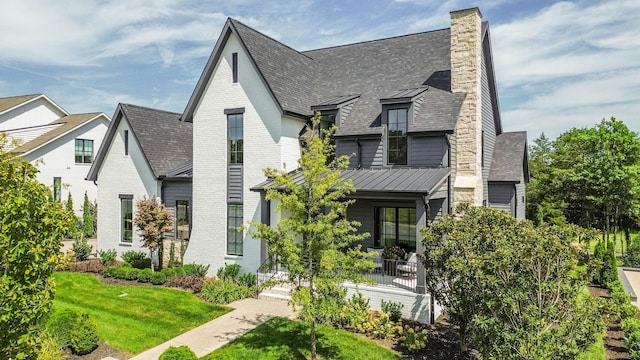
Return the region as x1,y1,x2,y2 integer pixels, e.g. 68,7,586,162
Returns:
0,94,68,117
87,104,192,181
12,113,107,155
489,131,530,183
183,18,502,137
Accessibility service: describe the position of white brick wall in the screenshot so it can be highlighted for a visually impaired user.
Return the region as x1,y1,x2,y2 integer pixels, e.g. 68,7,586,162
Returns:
185,32,305,275
95,117,160,257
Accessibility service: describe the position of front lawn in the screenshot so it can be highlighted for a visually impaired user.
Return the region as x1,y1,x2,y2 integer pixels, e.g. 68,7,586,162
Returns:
52,272,230,354
202,317,401,360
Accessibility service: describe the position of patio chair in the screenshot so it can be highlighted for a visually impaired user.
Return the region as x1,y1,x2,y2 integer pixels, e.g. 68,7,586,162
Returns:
367,247,383,272
396,252,417,277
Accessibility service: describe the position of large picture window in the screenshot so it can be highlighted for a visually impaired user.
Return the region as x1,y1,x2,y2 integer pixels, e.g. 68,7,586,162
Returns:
176,200,190,240
228,113,243,164
387,108,408,165
376,207,416,251
75,139,93,164
227,204,243,255
120,196,133,243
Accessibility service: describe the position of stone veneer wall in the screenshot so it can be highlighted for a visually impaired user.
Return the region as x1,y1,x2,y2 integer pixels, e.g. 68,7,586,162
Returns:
451,7,484,207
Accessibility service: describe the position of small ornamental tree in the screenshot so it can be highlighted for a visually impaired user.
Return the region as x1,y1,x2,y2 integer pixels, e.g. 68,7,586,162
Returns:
251,112,372,360
65,192,79,238
421,205,603,358
82,192,95,238
133,196,173,271
0,133,69,358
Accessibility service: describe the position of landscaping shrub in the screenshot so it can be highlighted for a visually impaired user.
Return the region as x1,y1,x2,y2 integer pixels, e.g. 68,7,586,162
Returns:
55,250,76,271
200,279,251,304
137,268,154,283
69,314,99,355
625,239,640,268
593,240,617,286
183,263,210,277
161,267,176,278
338,292,373,333
609,280,638,320
150,272,167,285
72,237,92,261
381,299,404,322
122,250,151,269
98,249,117,265
114,266,139,281
217,263,241,280
238,273,257,288
36,332,67,360
159,345,197,360
623,318,640,360
165,274,204,293
68,259,104,273
46,308,78,348
173,266,187,277
399,325,428,353
103,266,118,278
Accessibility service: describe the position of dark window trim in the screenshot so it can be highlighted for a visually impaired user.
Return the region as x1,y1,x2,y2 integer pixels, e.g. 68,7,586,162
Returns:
124,130,129,156
373,205,417,251
121,197,133,243
74,138,94,164
228,113,243,164
227,203,243,256
118,194,134,199
224,107,245,115
176,200,190,240
232,52,238,83
53,177,61,202
385,106,409,166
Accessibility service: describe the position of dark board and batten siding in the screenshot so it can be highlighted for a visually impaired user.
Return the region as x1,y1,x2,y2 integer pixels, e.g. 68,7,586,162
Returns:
410,136,448,168
336,138,383,168
228,165,243,203
163,180,193,233
481,38,497,202
488,183,515,216
346,199,375,248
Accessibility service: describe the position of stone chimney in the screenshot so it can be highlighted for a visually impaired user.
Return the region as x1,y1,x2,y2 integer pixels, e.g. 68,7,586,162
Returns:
450,7,484,207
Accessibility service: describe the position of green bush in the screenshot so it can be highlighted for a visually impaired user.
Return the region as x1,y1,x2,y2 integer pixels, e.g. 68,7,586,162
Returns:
200,279,251,304
610,281,638,320
183,263,210,277
36,332,67,360
624,239,640,268
97,249,117,265
399,325,428,353
173,266,187,277
72,237,92,261
161,267,176,278
137,268,153,283
150,272,167,285
238,273,257,288
69,314,99,355
159,345,197,360
217,263,241,281
46,308,78,348
593,240,617,286
113,266,139,280
381,299,404,322
122,250,150,269
622,317,640,334
103,266,118,278
627,330,640,360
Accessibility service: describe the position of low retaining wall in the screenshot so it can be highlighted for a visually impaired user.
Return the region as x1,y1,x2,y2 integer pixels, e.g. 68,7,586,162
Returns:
343,282,443,324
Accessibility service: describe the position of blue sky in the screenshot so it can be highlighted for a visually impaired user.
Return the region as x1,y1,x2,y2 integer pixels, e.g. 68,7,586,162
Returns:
1,0,638,141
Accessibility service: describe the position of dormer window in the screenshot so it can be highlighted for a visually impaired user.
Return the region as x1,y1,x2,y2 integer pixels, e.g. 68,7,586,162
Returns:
319,113,336,140
387,107,408,165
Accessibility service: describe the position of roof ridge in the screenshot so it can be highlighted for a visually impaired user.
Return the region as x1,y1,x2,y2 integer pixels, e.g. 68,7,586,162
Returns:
120,103,181,116
229,18,314,60
303,27,450,53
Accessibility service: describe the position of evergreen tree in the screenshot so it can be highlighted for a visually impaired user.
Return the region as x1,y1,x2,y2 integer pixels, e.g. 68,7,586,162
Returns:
82,192,94,238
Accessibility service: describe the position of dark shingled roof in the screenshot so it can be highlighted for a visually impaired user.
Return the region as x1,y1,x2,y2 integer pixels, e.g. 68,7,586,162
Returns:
252,167,450,195
164,160,193,178
122,104,192,178
489,131,529,182
87,104,192,181
13,113,104,154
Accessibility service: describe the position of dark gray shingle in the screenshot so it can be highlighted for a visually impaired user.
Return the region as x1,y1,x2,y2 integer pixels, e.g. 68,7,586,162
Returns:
489,131,528,182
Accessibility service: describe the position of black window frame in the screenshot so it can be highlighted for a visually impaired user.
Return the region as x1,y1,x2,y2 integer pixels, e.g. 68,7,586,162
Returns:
227,113,243,164
124,130,129,156
176,200,190,240
74,138,94,164
227,204,243,256
53,177,61,202
232,52,238,83
374,206,416,252
119,194,133,243
386,107,409,166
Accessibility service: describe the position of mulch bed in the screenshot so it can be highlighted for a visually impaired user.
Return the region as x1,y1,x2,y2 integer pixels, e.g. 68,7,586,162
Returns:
588,285,632,359
63,342,130,360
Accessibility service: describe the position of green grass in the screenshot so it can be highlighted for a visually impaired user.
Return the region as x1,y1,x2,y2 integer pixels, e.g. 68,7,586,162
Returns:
589,231,640,254
577,336,605,360
52,272,231,354
201,317,401,360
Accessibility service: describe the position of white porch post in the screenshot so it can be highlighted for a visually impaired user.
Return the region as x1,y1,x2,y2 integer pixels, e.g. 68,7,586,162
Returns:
415,199,427,294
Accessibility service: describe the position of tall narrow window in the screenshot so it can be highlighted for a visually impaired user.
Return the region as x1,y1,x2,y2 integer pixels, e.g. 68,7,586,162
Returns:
228,113,243,164
53,177,61,202
375,206,416,252
124,130,129,156
120,195,133,243
232,52,238,83
319,113,336,139
387,108,408,165
74,139,93,163
176,200,190,240
227,204,243,255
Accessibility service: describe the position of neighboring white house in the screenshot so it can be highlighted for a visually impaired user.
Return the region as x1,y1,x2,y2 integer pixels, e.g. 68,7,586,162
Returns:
86,103,192,256
0,94,110,214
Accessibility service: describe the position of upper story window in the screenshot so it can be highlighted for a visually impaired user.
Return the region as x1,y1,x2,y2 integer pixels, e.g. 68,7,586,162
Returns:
319,113,336,140
228,113,243,164
124,130,129,156
387,108,408,165
75,139,93,164
232,52,238,83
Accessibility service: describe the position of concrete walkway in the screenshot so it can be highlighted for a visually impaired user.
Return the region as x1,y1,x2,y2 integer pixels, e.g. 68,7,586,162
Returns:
127,298,295,360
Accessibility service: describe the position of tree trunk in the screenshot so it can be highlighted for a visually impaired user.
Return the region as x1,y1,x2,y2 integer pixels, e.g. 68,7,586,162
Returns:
309,274,317,360
626,228,632,249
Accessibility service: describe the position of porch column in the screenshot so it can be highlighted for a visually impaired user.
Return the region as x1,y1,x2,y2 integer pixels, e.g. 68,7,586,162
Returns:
415,198,427,294
259,192,270,263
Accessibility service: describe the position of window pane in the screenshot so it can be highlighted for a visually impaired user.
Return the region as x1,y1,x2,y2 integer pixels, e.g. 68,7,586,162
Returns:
377,207,416,252
227,204,243,255
176,200,189,240
122,198,133,242
53,177,61,202
228,114,243,164
397,108,407,128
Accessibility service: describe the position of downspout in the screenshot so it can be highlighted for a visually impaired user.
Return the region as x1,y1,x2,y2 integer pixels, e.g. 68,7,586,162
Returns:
356,137,362,169
421,194,435,324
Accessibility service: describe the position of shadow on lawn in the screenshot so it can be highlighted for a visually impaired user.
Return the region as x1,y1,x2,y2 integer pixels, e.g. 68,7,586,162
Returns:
223,317,340,360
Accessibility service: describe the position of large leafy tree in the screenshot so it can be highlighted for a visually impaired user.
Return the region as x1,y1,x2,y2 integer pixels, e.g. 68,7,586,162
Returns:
421,205,603,358
0,134,69,358
251,113,371,360
133,196,173,271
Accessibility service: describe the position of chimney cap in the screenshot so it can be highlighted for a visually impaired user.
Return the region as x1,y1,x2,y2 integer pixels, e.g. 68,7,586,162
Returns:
450,7,482,18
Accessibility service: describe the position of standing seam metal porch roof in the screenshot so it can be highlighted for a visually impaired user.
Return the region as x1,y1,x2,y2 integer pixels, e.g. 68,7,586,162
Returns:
251,167,450,194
